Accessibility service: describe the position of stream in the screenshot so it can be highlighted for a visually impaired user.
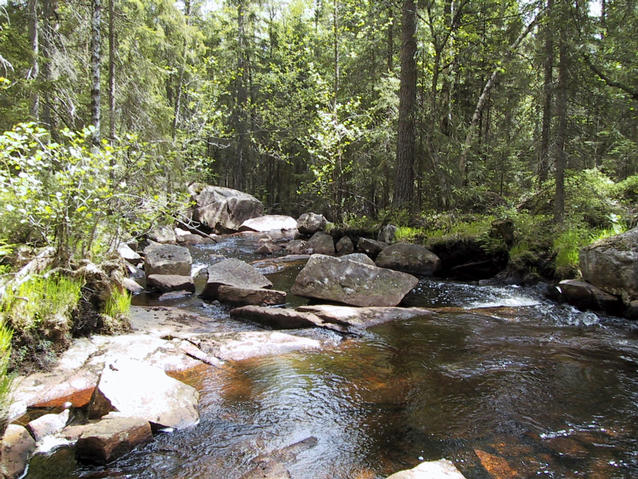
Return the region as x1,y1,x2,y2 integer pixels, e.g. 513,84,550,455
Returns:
24,234,638,478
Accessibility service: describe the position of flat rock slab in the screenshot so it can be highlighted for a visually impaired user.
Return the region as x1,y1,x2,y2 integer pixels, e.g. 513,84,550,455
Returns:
75,415,152,465
230,305,336,331
144,244,192,277
218,285,287,306
201,258,273,300
386,459,466,478
252,255,310,274
375,243,441,276
291,254,418,307
297,305,433,329
240,215,298,232
147,274,195,293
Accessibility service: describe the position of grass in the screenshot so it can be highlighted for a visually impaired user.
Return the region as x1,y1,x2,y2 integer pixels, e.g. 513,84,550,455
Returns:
0,318,12,433
104,288,131,319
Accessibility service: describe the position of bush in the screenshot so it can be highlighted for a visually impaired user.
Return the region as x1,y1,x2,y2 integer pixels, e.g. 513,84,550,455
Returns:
0,318,11,433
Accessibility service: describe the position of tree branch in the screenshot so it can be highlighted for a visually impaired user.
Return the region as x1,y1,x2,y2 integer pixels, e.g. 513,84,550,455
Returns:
584,54,638,101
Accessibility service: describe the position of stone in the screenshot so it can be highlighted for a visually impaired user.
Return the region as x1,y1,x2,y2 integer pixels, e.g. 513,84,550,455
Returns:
75,416,152,465
240,215,298,232
626,300,638,320
122,277,144,294
217,285,287,306
340,253,375,266
375,243,441,276
335,236,354,255
291,254,419,307
148,225,177,244
357,237,387,258
385,459,466,479
378,224,398,244
88,359,199,429
490,218,515,246
284,240,311,255
26,409,70,442
146,274,195,293
158,290,194,301
580,227,638,304
230,306,336,330
429,238,508,280
298,305,433,329
239,459,291,479
308,232,335,255
474,449,519,478
256,242,283,255
200,259,273,300
297,212,327,235
175,228,212,245
189,184,264,233
558,279,622,313
206,331,322,361
144,244,192,277
0,424,36,479
117,243,142,265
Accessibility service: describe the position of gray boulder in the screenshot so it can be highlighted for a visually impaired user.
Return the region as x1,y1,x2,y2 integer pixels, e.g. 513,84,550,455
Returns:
308,232,335,255
148,225,177,244
376,243,441,276
26,409,69,442
580,227,638,304
75,415,152,465
217,285,286,306
189,184,264,233
341,253,375,266
291,254,418,307
117,243,142,265
201,258,273,300
336,236,354,255
230,306,332,330
378,224,398,244
144,244,192,277
558,279,622,313
297,213,327,235
357,237,387,258
240,215,298,232
285,240,311,255
146,274,195,293
88,359,199,429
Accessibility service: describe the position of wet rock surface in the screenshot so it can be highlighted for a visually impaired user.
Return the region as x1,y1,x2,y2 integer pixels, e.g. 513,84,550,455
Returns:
385,459,466,478
217,285,287,306
189,184,264,233
146,274,195,293
201,258,273,300
144,244,192,277
0,424,36,479
240,215,298,232
291,254,418,307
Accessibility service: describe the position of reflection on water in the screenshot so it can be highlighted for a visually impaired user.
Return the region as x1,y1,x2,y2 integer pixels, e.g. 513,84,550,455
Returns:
25,235,638,478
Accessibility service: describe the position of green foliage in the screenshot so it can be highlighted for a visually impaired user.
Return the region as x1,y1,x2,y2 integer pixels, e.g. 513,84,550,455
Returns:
0,317,12,431
103,288,131,319
612,175,638,205
1,274,83,370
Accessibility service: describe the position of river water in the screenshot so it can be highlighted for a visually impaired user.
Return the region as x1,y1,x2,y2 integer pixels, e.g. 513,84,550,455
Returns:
24,235,638,478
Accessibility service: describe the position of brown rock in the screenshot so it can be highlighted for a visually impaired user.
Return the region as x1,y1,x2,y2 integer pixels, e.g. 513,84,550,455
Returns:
296,213,327,235
201,259,273,300
239,459,291,479
26,409,70,442
0,424,36,479
284,240,311,255
308,232,335,255
335,236,354,255
558,279,621,313
75,416,152,465
375,243,441,276
474,449,519,478
357,237,387,258
144,244,192,277
230,306,334,330
147,274,195,293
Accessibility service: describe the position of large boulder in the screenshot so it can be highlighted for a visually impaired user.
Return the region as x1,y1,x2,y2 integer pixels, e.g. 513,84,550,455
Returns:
240,215,298,232
291,254,418,307
88,359,199,429
378,224,398,244
144,244,192,277
297,213,327,235
148,225,177,244
376,243,441,276
580,227,638,304
357,237,387,258
189,184,264,233
75,416,152,465
557,279,622,314
386,459,466,479
200,258,273,300
335,236,354,255
0,424,36,479
308,232,335,255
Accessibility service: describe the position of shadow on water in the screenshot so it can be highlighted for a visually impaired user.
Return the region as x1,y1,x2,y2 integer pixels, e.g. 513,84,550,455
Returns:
24,235,638,478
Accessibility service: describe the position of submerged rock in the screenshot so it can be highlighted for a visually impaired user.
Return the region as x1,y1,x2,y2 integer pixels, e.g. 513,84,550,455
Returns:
297,305,433,329
385,459,466,478
230,305,336,331
88,359,199,429
189,184,264,233
0,424,36,479
297,212,327,235
201,258,273,300
241,215,298,232
144,244,192,277
75,415,152,465
291,254,418,307
375,243,441,276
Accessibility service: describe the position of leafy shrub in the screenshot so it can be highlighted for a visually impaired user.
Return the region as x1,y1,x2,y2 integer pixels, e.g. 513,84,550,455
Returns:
0,318,11,433
612,174,638,205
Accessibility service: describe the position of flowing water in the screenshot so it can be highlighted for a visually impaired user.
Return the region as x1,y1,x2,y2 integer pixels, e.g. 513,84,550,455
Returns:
24,235,638,478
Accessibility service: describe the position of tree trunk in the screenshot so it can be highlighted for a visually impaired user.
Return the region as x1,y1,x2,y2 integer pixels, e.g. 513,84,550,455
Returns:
41,0,58,135
28,0,39,120
108,0,116,140
172,0,192,141
235,0,248,191
393,0,417,209
553,18,568,225
538,0,553,185
90,0,102,143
